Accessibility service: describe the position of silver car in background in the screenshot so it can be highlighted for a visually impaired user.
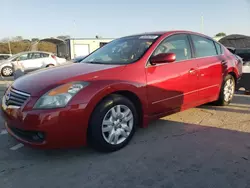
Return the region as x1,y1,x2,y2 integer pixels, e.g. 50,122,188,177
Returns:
0,54,12,60
0,51,66,77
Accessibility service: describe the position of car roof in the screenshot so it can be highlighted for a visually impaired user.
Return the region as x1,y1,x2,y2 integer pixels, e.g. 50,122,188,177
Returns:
125,30,212,39
15,51,53,55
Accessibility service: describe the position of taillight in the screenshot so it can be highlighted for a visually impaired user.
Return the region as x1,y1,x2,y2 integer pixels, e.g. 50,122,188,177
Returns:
51,55,57,60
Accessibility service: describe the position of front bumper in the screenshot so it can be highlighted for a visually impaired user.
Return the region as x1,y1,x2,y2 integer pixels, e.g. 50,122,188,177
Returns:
1,98,89,149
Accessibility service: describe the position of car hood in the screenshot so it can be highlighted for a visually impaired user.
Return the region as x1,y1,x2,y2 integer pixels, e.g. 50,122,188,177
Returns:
0,60,9,64
12,63,125,96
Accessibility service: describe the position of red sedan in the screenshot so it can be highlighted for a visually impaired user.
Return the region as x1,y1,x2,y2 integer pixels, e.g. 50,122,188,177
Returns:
1,31,242,152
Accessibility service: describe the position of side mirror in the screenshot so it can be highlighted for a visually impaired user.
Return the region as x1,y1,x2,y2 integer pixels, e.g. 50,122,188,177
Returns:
150,53,176,65
13,57,20,62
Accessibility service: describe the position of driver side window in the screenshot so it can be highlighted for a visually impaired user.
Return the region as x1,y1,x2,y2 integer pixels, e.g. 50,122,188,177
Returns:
153,34,191,62
13,54,29,61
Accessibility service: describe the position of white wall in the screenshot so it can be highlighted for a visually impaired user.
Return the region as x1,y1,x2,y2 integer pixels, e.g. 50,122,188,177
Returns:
70,38,114,59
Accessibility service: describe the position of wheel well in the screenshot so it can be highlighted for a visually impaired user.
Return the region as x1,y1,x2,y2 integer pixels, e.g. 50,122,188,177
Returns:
228,72,237,84
114,90,143,121
46,64,54,67
86,90,144,143
2,66,13,69
92,90,143,126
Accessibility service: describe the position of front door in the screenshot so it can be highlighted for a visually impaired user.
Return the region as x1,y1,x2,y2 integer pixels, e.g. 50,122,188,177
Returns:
146,34,199,116
21,52,44,71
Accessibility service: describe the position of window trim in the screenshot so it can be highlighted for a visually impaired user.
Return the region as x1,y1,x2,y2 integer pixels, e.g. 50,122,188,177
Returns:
145,32,225,68
146,33,193,67
214,41,223,55
29,52,43,60
187,34,195,58
81,35,161,65
41,53,49,58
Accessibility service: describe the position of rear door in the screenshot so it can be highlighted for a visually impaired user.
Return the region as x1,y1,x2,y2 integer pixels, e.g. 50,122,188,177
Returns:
146,34,199,115
189,34,223,103
40,53,54,66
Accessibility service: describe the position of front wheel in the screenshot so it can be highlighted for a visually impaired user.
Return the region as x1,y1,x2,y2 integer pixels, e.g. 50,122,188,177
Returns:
1,66,13,77
88,94,138,152
216,75,235,106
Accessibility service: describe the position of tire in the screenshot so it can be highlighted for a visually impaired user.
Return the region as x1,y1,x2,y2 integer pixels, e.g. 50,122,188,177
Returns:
88,94,138,152
1,66,13,77
215,74,235,106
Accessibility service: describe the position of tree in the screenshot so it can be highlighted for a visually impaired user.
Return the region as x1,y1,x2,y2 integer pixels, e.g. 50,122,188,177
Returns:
37,42,56,53
57,35,70,40
0,37,10,43
22,39,31,43
12,36,23,42
31,38,39,42
215,32,226,37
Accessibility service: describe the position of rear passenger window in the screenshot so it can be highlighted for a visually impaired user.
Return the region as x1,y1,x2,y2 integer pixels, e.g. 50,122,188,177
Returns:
30,53,42,59
214,42,222,55
191,35,217,58
41,53,49,57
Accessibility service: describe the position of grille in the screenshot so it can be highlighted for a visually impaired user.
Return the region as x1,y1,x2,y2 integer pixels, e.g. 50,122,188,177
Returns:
5,88,30,107
9,126,45,143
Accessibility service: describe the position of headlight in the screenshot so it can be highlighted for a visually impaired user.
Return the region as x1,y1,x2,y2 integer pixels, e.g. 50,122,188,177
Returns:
34,82,89,109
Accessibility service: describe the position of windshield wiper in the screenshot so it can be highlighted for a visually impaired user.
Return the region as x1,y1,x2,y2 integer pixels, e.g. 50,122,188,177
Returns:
83,61,125,65
83,61,107,64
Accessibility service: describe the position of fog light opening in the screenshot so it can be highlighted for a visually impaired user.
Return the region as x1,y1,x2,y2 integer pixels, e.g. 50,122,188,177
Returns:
37,132,45,139
32,132,45,141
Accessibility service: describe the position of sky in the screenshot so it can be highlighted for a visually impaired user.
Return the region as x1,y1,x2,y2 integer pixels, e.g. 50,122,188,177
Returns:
1,0,250,39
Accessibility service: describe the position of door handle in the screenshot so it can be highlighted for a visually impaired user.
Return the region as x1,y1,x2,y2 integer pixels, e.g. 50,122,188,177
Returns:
189,69,196,74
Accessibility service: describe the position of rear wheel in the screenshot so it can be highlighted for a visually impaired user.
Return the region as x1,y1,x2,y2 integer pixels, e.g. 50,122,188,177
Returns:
46,64,54,68
216,74,235,106
88,94,138,152
1,66,13,77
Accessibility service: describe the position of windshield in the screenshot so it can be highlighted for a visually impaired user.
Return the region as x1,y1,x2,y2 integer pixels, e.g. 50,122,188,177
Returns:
81,35,159,64
73,56,85,63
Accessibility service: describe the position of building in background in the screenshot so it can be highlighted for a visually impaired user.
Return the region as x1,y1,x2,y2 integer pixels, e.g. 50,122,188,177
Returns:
39,37,114,60
57,38,114,59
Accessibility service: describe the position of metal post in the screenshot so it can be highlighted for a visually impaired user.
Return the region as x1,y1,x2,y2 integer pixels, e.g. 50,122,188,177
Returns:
8,39,12,54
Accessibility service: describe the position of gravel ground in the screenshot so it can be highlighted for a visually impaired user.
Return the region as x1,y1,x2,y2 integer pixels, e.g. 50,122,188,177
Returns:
0,87,249,188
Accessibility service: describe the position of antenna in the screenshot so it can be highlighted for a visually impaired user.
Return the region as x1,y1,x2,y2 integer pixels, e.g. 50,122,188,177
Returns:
201,15,204,34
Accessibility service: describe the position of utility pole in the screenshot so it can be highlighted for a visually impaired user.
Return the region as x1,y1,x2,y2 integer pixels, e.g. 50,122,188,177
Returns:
73,20,77,38
8,38,12,54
